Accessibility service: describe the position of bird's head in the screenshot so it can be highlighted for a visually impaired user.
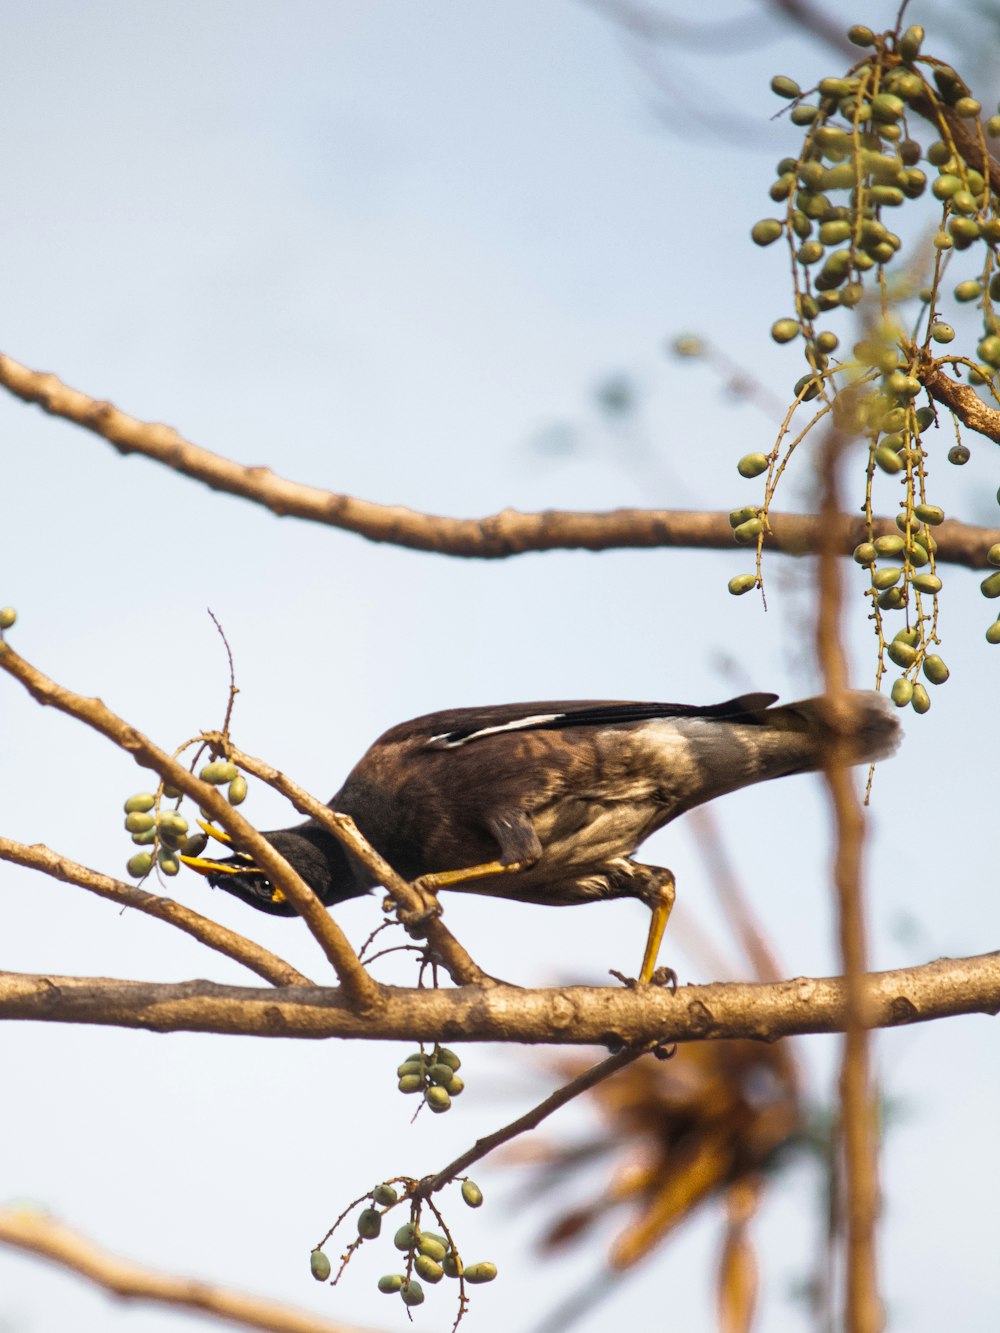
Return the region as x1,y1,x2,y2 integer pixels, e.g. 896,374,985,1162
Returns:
180,821,361,916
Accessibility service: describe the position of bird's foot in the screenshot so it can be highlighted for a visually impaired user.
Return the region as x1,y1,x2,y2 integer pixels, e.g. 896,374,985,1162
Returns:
395,882,443,938
609,965,677,991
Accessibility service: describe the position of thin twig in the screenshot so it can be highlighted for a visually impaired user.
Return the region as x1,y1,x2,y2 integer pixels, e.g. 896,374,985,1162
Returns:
0,838,309,987
419,1048,644,1195
0,642,379,1008
0,953,995,1042
210,737,491,989
0,1208,376,1333
815,428,882,1333
0,354,994,565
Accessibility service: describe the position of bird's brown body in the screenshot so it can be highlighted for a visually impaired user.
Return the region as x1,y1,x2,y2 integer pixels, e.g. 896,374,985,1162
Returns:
184,692,899,945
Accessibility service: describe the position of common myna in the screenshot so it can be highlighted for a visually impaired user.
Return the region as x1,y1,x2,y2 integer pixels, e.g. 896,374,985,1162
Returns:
181,691,898,979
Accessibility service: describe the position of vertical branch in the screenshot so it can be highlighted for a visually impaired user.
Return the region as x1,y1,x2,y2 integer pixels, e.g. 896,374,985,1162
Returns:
815,427,882,1333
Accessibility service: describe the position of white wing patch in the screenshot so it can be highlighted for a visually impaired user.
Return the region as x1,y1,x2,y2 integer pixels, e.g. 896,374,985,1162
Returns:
429,712,563,749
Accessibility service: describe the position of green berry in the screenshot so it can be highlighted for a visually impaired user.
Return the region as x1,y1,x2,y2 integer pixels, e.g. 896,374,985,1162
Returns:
954,96,982,117
981,571,1000,598
848,24,875,46
180,832,208,857
400,1279,425,1307
310,1249,331,1281
414,1255,444,1284
733,518,763,545
443,1251,464,1278
729,506,758,528
378,1274,404,1294
874,445,904,474
394,1223,419,1252
0,608,15,630
158,851,180,876
986,620,1000,645
853,543,877,565
987,544,1000,567
874,534,905,557
887,640,917,669
372,1183,398,1206
751,219,784,246
770,75,801,99
899,24,924,60
126,852,154,878
227,775,248,806
447,1074,465,1096
427,1062,456,1086
914,504,944,525
890,677,914,707
436,1047,461,1070
930,322,955,344
954,280,983,303
923,655,950,684
199,759,238,784
771,319,800,344
911,683,931,714
125,811,155,834
123,793,156,814
912,573,942,595
131,829,157,846
464,1262,498,1285
417,1234,447,1262
357,1209,382,1239
737,452,769,479
728,574,757,597
398,1074,424,1094
461,1179,484,1207
424,1085,452,1113
873,568,903,591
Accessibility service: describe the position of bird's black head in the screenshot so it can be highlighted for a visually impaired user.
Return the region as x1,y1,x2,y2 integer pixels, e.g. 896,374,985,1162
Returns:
181,821,368,916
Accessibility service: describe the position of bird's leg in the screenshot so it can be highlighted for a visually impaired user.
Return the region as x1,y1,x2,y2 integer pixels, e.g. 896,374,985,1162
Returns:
637,866,676,986
413,809,542,895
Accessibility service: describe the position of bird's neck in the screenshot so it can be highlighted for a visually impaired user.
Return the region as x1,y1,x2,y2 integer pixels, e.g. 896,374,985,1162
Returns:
268,821,372,905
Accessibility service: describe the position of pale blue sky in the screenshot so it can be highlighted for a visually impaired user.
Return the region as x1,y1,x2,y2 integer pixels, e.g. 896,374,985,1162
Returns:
1,3,997,1330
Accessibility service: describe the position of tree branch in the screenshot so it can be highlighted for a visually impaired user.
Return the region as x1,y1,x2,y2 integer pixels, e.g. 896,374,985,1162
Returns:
0,641,379,1008
816,426,881,1332
0,837,308,987
0,354,994,565
0,1207,377,1333
205,735,490,988
0,953,996,1042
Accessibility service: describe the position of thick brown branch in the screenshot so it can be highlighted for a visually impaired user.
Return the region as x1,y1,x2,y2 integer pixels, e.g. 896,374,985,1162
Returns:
0,354,994,564
0,643,379,1007
0,953,996,1042
921,358,1000,445
0,838,308,987
205,736,489,988
0,1208,376,1333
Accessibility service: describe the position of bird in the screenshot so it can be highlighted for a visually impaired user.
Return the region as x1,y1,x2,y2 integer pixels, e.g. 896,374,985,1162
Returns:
179,690,899,981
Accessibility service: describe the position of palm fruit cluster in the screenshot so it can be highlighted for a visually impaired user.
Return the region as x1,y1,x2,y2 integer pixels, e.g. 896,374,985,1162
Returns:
122,792,203,879
396,1044,464,1113
310,1176,495,1319
122,755,247,880
734,20,1000,709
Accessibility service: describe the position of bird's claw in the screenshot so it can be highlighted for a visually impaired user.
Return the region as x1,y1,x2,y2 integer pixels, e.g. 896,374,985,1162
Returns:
609,966,678,992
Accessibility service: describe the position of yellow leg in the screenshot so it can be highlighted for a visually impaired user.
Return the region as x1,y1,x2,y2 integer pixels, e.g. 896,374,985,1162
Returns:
639,872,676,983
416,859,531,892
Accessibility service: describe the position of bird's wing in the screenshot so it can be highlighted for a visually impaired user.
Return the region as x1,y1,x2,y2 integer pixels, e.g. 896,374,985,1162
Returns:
394,693,781,750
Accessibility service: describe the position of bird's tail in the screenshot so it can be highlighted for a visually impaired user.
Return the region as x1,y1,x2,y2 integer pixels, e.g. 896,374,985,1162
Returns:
661,690,900,816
